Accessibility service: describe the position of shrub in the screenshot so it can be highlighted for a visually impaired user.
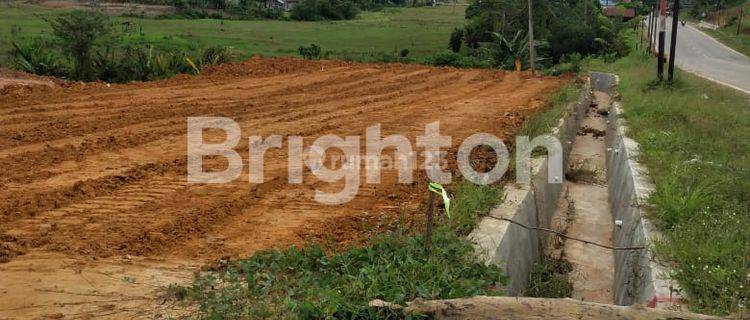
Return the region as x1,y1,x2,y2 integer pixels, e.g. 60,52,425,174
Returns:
398,48,410,58
48,10,112,81
546,53,582,75
298,44,322,60
201,45,232,65
290,0,360,21
449,27,464,53
90,45,229,82
423,50,490,68
9,39,68,77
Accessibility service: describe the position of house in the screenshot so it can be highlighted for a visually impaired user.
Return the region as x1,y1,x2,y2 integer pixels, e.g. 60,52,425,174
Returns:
265,0,299,11
601,0,636,21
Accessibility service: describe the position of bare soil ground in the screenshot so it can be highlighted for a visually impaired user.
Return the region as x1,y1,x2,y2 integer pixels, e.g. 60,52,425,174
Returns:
0,57,564,318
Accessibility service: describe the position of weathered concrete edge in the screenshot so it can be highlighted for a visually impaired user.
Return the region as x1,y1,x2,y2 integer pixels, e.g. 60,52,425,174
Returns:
468,80,592,295
603,75,684,308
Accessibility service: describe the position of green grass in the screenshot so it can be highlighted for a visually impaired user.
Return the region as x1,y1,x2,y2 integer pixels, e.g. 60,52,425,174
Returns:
586,46,750,316
519,82,583,139
0,3,466,65
702,2,750,57
167,182,506,319
525,258,574,298
449,180,503,234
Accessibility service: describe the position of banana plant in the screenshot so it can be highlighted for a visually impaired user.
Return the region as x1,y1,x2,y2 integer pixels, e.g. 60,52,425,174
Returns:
489,31,548,71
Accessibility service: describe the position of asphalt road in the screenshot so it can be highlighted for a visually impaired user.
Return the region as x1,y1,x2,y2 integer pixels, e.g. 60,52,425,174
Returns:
648,17,750,94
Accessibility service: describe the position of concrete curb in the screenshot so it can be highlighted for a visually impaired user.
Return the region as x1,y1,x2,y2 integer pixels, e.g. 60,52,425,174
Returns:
468,80,592,295
598,73,684,308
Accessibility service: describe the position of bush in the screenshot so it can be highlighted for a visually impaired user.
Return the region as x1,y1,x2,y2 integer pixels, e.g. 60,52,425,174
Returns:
398,48,410,58
91,44,229,82
298,44,322,60
290,0,360,21
423,50,490,68
48,10,112,81
9,39,68,77
449,27,464,53
545,53,582,75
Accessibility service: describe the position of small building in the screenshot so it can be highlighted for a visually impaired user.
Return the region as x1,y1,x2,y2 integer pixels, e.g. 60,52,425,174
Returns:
265,0,298,11
601,0,636,21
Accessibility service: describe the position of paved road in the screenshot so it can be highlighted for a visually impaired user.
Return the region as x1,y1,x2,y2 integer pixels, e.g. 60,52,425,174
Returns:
648,17,750,94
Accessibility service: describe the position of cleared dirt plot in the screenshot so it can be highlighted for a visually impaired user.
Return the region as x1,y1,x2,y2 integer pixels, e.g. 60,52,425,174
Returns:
0,57,564,318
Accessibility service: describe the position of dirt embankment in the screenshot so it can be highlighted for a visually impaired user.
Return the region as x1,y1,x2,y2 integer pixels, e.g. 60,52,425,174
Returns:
0,57,565,318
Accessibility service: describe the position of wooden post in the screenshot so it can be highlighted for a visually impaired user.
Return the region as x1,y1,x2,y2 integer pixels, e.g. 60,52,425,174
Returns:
657,0,667,80
668,0,680,82
527,0,536,75
423,191,436,252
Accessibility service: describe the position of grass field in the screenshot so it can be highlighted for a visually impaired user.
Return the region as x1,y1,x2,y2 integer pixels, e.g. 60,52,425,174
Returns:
587,43,750,316
0,3,466,65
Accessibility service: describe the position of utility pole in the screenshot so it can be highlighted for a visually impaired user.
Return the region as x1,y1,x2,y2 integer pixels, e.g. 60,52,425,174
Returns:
527,0,536,75
657,0,667,80
668,0,680,82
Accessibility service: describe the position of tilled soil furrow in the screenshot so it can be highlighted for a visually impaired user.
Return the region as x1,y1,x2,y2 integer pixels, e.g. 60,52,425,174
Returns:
1,71,504,259
0,68,390,147
0,69,462,184
0,65,375,125
0,67,430,159
0,58,564,270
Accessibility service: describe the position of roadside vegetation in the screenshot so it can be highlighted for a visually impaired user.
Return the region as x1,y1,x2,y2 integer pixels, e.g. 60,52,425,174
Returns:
700,1,750,57
433,0,635,70
587,36,750,316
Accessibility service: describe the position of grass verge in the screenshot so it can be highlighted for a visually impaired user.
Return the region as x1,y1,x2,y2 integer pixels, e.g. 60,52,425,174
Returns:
586,48,750,316
519,81,583,139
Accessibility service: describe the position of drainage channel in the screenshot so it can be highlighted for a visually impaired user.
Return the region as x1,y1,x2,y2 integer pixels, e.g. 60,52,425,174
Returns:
546,89,614,304
471,73,681,308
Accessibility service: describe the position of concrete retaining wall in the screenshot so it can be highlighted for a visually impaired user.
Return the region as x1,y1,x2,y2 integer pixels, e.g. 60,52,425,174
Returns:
599,72,683,308
469,81,591,295
470,73,683,306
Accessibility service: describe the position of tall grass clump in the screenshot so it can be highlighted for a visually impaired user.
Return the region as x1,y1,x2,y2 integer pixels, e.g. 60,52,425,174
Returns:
7,10,233,83
9,38,68,77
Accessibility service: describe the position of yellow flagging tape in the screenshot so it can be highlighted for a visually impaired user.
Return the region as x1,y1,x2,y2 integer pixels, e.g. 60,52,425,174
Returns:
428,182,451,218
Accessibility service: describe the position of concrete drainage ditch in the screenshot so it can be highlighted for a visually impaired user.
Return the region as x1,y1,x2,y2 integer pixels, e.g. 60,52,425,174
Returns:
470,72,683,308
